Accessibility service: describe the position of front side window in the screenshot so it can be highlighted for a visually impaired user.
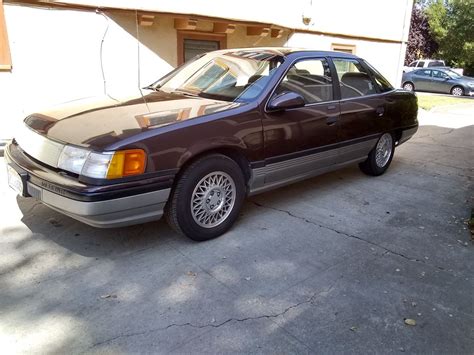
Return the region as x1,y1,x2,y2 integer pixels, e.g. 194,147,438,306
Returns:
432,70,449,79
333,58,377,99
153,50,283,103
416,61,425,68
274,58,333,104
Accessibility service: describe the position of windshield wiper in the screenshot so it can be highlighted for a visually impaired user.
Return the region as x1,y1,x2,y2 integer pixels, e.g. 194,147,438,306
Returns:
142,85,159,91
172,89,198,97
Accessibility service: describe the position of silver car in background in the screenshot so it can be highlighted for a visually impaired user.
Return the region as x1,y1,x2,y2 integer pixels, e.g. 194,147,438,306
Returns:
402,68,474,96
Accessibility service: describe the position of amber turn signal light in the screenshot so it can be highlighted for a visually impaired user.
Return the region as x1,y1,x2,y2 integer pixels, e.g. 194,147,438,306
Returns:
106,149,146,179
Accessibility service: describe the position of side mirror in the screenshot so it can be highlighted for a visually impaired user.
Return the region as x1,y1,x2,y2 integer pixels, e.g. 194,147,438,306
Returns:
268,91,305,111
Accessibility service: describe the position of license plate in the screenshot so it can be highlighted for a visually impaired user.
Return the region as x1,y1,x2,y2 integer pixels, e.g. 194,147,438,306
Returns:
7,165,25,196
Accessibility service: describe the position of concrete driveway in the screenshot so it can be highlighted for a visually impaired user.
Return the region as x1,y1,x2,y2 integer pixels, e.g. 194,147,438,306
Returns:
1,104,473,354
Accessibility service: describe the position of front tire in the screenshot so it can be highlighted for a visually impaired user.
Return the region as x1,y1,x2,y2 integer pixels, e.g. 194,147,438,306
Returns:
451,86,464,96
165,154,246,241
359,133,395,176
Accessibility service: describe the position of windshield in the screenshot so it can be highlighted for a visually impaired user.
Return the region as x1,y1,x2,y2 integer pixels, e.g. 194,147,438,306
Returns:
151,50,284,103
445,69,462,79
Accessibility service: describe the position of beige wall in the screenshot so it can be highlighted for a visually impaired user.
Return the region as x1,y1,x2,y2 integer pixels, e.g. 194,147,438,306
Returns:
0,6,178,138
56,0,413,42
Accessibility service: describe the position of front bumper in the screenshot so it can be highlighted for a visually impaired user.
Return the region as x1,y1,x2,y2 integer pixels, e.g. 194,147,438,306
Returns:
5,142,172,228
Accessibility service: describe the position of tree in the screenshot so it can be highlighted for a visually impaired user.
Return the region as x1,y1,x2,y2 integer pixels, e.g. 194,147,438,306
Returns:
404,4,438,65
426,0,474,75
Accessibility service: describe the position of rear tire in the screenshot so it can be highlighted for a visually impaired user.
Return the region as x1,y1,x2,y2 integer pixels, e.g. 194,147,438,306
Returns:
165,154,246,241
403,82,414,92
451,86,464,96
359,133,395,176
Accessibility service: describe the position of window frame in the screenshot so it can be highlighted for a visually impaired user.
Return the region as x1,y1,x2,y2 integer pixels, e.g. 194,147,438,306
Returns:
266,56,338,110
177,31,226,66
0,0,12,71
330,57,380,100
275,57,335,105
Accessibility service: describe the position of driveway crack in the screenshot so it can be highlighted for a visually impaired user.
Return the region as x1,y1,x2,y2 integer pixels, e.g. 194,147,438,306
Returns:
251,201,447,272
84,283,336,351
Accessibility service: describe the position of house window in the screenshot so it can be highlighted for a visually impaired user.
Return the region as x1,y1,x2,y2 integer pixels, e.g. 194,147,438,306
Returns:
177,31,226,65
331,44,356,54
0,0,12,71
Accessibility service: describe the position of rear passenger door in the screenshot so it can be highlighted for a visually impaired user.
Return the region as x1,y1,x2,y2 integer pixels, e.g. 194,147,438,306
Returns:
413,69,432,91
263,57,340,183
332,58,385,163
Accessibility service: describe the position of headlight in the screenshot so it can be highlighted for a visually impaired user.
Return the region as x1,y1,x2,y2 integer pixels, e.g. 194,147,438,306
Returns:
57,145,146,179
58,145,90,175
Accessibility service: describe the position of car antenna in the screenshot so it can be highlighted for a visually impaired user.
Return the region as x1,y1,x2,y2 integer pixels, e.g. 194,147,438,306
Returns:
135,10,150,112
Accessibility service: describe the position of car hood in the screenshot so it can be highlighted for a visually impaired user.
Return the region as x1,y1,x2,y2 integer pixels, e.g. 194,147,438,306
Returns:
22,90,244,150
459,76,474,83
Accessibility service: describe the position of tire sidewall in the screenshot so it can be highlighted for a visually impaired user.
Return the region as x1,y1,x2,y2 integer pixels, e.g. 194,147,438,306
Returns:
174,156,245,241
368,133,395,176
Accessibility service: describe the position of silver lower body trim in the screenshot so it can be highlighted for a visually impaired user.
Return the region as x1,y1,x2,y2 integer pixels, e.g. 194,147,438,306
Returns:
248,138,377,195
27,183,170,228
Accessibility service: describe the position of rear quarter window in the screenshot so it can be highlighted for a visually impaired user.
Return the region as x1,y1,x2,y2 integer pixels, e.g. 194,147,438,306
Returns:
428,61,444,67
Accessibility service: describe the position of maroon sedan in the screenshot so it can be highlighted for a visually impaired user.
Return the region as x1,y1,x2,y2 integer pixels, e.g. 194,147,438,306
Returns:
5,48,418,241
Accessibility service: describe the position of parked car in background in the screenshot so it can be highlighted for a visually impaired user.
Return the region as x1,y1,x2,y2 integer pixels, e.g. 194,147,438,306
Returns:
403,59,446,73
402,68,474,96
403,59,464,76
5,48,418,241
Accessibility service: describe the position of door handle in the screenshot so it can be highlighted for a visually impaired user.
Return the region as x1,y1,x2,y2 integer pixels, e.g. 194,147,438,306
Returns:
326,116,337,126
376,106,385,117
327,105,337,111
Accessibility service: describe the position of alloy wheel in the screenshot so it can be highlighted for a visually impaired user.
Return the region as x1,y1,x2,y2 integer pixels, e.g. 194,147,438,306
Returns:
375,133,393,168
190,171,236,228
403,83,414,91
451,87,463,96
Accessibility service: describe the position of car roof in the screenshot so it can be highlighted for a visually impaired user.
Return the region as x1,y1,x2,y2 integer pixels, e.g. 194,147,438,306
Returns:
216,47,360,59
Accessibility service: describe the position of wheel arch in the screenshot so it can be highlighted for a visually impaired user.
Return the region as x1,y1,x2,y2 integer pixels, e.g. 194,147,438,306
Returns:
402,81,415,90
174,146,253,190
450,85,465,95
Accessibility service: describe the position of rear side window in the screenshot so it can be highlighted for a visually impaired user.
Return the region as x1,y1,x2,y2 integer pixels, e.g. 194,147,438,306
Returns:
416,69,431,76
364,61,393,93
333,58,377,99
428,61,444,67
275,58,333,104
416,61,425,67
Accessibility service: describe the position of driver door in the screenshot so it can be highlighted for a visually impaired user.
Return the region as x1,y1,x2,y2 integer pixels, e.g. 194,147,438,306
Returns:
262,58,340,184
